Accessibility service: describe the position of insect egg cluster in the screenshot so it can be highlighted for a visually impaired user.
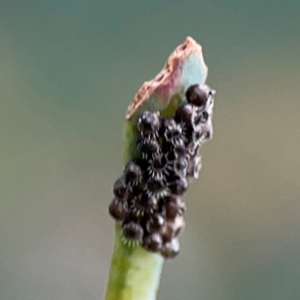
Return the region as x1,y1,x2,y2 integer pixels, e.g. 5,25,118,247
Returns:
109,84,215,259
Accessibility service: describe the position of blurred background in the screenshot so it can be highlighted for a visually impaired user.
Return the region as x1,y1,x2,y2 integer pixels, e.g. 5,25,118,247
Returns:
1,1,300,299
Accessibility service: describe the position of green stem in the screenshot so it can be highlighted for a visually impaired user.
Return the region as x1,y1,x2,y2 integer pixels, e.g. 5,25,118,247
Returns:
104,224,164,300
104,37,208,300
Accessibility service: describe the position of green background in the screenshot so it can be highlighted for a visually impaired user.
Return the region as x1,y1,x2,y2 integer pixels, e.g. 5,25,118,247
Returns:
1,1,300,299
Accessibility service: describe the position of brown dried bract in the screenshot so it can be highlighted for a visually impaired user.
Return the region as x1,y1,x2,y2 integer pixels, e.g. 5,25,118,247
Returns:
126,37,207,120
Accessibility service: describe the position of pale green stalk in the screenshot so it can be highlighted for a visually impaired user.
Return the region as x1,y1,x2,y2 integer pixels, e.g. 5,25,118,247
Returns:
104,37,209,300
105,224,164,300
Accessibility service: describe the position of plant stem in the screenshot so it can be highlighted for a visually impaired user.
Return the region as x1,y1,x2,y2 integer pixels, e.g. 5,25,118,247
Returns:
104,224,164,300
104,37,209,300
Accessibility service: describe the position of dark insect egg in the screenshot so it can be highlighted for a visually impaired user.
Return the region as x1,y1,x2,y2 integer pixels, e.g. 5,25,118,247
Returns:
162,118,183,144
148,153,168,181
186,141,199,159
163,195,186,219
185,84,211,108
168,176,189,196
160,238,180,259
113,177,127,199
160,216,185,242
146,213,165,232
165,150,176,163
160,222,175,242
146,178,166,197
192,107,203,127
122,221,144,242
122,210,140,224
174,156,188,176
174,141,187,157
137,136,160,159
161,142,176,163
143,233,163,252
135,192,158,214
137,111,160,137
186,156,202,179
181,126,195,145
132,158,149,175
192,108,211,130
200,119,213,141
171,216,185,237
175,104,194,126
124,161,143,186
191,126,203,145
202,130,212,141
161,140,173,154
201,111,209,123
126,184,142,205
164,170,178,185
108,198,128,221
162,139,186,159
